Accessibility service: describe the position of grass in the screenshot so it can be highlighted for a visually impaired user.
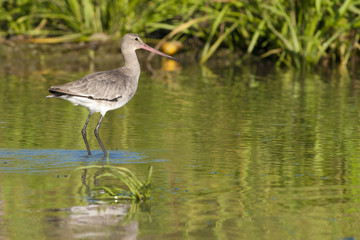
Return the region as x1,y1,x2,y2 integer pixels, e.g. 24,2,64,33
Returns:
256,0,360,68
74,156,152,201
1,0,360,68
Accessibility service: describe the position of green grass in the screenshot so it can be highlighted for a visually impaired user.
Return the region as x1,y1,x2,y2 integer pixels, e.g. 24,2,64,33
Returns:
74,157,152,201
1,0,360,68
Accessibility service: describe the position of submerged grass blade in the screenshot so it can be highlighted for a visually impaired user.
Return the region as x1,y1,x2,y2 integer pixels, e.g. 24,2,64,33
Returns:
73,162,152,201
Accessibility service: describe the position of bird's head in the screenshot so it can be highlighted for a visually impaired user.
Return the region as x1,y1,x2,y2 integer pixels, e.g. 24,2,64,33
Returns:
121,33,182,63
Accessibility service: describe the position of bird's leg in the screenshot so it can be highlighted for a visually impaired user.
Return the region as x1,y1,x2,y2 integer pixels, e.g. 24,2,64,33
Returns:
94,115,107,156
82,112,93,155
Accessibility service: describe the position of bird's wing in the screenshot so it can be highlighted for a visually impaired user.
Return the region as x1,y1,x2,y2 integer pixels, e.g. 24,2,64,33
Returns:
49,70,129,101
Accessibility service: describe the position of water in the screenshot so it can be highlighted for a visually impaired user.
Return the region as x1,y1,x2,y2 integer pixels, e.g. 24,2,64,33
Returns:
1,47,360,239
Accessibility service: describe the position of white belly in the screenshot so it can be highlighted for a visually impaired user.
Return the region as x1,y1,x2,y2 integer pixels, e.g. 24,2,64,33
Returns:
49,95,131,116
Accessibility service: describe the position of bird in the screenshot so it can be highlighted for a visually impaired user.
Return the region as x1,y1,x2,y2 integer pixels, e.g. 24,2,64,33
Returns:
46,33,181,156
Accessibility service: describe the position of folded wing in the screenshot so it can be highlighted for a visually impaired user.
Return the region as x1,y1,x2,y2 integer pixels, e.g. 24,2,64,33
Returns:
49,69,128,101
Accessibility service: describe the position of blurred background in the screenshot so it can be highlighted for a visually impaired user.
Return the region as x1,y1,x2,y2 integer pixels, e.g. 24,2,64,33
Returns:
0,0,359,68
1,1,360,240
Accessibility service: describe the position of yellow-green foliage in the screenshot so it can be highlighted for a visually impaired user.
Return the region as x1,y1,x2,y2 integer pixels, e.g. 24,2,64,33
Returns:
75,160,152,201
1,0,359,67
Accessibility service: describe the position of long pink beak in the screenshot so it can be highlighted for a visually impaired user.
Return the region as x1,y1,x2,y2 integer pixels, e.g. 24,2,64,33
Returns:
141,44,182,63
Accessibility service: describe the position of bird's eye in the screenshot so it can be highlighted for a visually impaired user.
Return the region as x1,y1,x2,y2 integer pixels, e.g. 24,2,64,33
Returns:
135,37,139,41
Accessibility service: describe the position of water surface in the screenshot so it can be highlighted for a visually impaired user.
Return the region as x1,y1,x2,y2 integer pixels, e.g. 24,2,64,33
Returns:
1,48,360,239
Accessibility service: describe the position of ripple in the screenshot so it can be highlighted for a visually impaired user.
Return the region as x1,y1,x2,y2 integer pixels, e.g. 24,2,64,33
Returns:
0,148,145,172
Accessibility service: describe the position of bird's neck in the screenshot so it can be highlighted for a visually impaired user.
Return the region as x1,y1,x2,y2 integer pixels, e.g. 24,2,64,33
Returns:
122,49,141,73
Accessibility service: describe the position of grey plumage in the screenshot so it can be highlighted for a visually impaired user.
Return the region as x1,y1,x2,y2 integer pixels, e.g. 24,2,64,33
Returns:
47,33,181,156
49,70,130,101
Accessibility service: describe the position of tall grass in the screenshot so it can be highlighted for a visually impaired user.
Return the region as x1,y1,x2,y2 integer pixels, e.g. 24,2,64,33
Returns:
256,0,360,68
1,0,359,68
0,0,149,38
146,0,360,67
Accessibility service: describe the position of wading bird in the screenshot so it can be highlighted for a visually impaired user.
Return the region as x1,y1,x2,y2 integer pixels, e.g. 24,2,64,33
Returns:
47,33,181,156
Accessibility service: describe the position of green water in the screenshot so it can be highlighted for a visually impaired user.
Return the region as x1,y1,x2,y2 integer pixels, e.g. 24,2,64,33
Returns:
1,48,360,239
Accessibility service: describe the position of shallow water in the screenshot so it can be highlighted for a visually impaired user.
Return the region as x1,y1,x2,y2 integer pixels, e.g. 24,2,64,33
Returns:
1,48,360,239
